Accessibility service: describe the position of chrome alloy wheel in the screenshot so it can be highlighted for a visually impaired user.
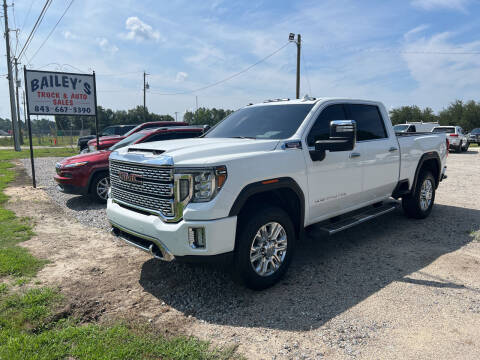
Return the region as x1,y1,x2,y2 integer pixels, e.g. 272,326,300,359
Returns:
96,177,110,200
249,222,287,277
419,178,433,211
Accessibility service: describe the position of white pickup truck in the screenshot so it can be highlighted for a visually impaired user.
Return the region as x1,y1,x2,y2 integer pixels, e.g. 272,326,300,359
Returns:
107,98,448,289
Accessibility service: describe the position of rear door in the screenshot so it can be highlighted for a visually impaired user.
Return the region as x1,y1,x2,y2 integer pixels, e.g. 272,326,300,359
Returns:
345,104,399,202
304,103,364,222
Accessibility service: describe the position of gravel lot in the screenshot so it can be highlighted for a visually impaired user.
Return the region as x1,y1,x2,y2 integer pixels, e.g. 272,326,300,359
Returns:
20,157,110,230
17,149,480,359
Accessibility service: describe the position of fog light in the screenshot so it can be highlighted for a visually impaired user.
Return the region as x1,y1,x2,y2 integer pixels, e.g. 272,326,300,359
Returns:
188,227,206,248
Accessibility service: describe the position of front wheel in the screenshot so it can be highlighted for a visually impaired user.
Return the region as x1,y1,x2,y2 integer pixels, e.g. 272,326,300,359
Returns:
462,141,469,152
402,171,435,219
234,206,296,290
90,172,110,203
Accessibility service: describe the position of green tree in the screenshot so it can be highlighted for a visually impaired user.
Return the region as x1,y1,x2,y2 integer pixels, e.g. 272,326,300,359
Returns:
389,105,438,125
184,107,234,126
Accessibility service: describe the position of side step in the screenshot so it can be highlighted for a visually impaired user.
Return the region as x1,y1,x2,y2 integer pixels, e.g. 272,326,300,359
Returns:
318,202,397,235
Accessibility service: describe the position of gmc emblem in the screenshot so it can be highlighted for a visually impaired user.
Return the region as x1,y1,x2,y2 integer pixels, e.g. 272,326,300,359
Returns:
118,171,143,184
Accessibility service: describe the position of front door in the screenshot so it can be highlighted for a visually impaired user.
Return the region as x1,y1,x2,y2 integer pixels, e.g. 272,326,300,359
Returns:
304,103,364,224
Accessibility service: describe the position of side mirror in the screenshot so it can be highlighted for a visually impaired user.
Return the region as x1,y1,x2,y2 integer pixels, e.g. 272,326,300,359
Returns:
311,120,356,161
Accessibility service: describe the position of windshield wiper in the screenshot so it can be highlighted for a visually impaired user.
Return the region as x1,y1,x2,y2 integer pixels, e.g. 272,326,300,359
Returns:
229,136,256,139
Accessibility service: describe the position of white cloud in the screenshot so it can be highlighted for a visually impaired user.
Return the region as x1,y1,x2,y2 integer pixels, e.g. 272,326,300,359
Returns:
404,25,429,40
63,31,77,40
411,0,470,11
96,37,119,54
175,71,188,82
124,16,162,42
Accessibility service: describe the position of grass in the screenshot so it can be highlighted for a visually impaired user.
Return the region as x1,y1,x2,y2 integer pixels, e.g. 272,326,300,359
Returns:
0,147,77,161
0,151,240,359
0,135,80,147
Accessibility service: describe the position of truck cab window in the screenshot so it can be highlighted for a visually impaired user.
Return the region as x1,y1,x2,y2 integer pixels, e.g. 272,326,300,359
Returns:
306,104,346,147
346,104,387,141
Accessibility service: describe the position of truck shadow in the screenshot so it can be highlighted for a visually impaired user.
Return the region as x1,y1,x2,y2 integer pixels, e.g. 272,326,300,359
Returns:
139,204,478,331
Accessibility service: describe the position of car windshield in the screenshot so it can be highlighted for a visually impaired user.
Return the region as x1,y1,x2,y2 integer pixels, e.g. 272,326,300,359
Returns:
471,128,480,134
394,125,409,132
109,132,145,150
205,104,314,139
432,127,455,133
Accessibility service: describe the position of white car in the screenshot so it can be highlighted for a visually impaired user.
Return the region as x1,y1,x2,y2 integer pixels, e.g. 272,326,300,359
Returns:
432,126,469,152
107,98,448,289
394,122,439,133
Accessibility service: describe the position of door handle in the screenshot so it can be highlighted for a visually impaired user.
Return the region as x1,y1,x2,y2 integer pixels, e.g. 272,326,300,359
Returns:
350,152,361,158
389,147,398,152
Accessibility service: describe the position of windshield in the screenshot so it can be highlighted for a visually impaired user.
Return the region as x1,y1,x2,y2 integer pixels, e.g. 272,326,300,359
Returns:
205,104,314,139
394,124,409,132
432,127,455,134
109,132,145,150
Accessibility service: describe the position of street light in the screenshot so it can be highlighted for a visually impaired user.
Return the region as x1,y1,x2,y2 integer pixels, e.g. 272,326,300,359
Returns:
289,33,295,41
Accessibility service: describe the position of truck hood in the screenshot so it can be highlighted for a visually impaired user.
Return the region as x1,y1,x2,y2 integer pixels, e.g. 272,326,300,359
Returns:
113,138,280,165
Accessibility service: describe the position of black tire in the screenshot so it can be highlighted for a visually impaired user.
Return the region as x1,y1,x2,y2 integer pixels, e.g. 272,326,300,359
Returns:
234,206,296,290
402,170,435,219
462,141,469,152
90,172,110,203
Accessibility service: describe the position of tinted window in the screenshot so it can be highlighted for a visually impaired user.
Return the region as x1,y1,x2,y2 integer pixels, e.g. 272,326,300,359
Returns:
205,104,314,140
346,104,387,141
432,127,455,133
116,125,135,135
307,104,346,146
471,128,480,134
109,132,146,150
101,127,116,136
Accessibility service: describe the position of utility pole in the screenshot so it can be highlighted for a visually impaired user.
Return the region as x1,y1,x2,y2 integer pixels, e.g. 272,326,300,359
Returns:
14,58,24,144
296,34,301,99
174,112,178,122
143,71,149,122
3,0,20,151
195,95,198,124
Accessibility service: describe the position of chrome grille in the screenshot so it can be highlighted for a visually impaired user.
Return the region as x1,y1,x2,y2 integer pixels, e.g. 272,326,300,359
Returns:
110,161,173,182
110,174,173,197
110,160,175,217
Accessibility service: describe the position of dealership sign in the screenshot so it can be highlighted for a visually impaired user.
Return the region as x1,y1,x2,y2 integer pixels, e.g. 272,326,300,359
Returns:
25,69,96,116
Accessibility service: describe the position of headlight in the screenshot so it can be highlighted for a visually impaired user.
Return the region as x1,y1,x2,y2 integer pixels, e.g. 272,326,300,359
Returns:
175,166,227,203
64,161,88,168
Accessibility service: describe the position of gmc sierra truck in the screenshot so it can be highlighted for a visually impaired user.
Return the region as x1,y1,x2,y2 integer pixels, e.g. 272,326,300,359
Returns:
107,98,448,289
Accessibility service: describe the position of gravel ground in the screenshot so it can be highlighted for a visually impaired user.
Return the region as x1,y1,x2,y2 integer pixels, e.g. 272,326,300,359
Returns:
16,149,480,359
20,157,110,230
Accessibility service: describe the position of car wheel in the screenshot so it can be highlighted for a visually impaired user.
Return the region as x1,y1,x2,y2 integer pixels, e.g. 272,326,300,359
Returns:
90,172,110,203
402,170,435,219
462,141,469,152
234,206,296,290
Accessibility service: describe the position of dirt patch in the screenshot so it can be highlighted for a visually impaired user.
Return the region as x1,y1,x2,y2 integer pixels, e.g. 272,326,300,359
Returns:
6,150,480,359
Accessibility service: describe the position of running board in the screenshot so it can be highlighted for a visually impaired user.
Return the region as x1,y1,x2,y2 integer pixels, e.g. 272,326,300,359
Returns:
318,203,397,235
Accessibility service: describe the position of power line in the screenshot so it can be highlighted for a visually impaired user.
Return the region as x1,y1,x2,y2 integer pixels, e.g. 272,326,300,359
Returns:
17,0,52,61
149,41,291,95
29,0,74,61
20,0,36,34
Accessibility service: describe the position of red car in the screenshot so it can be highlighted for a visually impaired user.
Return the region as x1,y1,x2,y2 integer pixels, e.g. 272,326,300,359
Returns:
87,121,188,151
55,126,203,202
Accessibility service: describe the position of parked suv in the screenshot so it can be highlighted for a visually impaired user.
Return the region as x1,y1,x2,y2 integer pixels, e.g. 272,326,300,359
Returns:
87,121,189,152
467,128,480,145
77,125,136,152
432,126,469,152
107,98,448,289
55,127,203,202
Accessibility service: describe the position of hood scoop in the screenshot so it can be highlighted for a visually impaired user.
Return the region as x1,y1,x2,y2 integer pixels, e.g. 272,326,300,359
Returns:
128,148,165,155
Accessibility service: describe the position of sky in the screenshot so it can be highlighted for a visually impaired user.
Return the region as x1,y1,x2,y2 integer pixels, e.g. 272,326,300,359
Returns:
1,0,480,122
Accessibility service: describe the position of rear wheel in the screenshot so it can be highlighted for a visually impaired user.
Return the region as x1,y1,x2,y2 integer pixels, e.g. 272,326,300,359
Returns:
234,206,295,290
90,172,110,203
402,170,435,219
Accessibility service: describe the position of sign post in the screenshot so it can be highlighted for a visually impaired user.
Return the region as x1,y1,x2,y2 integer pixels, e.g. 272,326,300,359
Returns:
24,67,97,188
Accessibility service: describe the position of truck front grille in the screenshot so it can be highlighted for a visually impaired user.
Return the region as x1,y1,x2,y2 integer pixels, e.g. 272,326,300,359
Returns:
109,160,175,218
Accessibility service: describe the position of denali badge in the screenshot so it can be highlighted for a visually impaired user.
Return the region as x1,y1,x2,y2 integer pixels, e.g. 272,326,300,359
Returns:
118,171,143,184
